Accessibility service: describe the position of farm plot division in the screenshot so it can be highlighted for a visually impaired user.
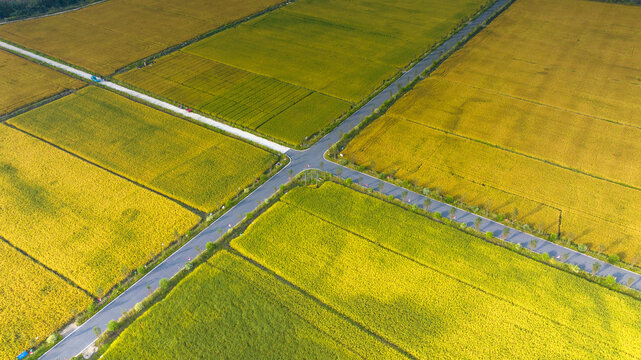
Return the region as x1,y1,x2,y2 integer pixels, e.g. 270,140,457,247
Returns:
231,183,641,358
0,49,82,115
116,52,351,145
117,0,491,145
344,0,641,262
0,241,92,360
0,125,199,295
101,251,405,360
0,0,284,75
103,183,641,358
8,86,278,213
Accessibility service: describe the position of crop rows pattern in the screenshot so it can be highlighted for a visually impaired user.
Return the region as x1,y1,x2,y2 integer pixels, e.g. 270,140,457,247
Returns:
345,0,641,261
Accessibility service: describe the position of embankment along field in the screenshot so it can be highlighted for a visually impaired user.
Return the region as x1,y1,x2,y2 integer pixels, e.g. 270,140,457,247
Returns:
103,183,641,359
8,86,278,212
116,0,492,145
344,0,641,262
0,0,284,75
0,49,81,115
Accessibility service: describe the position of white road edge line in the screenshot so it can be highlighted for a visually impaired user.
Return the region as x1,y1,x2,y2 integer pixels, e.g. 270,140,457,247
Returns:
0,40,291,154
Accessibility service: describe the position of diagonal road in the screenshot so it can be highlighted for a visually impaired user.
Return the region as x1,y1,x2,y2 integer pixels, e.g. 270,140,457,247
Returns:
3,0,639,358
0,40,290,154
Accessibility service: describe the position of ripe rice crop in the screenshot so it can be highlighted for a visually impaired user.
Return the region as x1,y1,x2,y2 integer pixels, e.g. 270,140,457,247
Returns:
230,183,641,358
344,0,641,261
0,125,199,294
0,241,91,360
117,0,491,144
0,49,81,115
346,118,641,262
0,0,284,74
102,251,405,359
9,86,278,212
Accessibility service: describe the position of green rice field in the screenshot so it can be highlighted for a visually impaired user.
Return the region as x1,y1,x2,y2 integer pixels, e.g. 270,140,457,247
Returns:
117,0,491,145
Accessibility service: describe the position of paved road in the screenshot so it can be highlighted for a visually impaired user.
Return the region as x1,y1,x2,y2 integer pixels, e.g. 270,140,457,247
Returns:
9,0,636,358
0,40,290,154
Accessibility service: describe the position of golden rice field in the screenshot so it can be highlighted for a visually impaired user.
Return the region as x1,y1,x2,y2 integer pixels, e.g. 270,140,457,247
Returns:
116,52,350,144
102,251,404,360
117,0,491,144
0,125,199,295
9,86,278,212
101,183,641,358
0,241,92,360
0,0,283,74
227,183,641,358
0,49,81,115
344,0,641,262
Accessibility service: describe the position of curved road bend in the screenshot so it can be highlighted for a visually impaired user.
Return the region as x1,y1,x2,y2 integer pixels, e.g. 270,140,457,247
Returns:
2,0,636,358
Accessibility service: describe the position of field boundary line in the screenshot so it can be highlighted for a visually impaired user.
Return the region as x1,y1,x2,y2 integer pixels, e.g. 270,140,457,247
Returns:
176,51,353,105
203,257,371,360
280,198,641,359
3,123,207,217
0,235,97,300
438,76,641,131
228,248,418,360
0,86,81,123
110,0,297,76
396,114,641,194
254,92,314,130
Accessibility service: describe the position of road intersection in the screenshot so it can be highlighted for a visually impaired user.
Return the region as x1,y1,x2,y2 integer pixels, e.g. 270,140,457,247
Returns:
3,0,639,358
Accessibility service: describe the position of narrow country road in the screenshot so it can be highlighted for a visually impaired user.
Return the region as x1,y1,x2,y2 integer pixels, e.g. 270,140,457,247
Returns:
2,0,638,358
0,40,290,154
